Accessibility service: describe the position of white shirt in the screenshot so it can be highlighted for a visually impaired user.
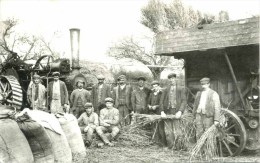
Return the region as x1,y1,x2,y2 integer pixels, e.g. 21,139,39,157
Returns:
52,80,60,100
120,84,126,90
197,89,209,113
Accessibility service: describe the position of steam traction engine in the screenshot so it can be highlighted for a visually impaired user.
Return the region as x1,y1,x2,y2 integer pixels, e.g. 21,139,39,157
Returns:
0,28,86,110
155,17,259,156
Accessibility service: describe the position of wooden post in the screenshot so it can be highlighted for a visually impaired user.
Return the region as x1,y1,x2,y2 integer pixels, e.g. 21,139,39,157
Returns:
223,50,247,110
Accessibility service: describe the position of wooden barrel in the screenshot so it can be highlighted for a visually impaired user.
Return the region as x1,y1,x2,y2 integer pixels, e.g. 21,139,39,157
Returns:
18,119,54,163
58,114,86,157
0,119,34,163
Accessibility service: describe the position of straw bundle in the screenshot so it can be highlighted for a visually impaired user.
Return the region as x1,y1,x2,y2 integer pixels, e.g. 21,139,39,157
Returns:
130,113,195,150
189,125,219,160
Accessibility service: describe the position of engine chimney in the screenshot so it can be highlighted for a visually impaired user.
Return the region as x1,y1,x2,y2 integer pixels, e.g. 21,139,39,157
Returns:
69,28,80,72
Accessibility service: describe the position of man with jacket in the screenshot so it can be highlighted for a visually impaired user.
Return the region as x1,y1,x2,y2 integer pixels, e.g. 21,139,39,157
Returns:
131,76,151,114
92,74,111,114
192,77,221,140
48,72,69,114
160,73,187,148
112,75,132,126
70,80,91,118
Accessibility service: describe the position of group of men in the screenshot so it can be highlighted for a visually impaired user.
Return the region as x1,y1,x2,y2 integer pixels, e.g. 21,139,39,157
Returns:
27,71,221,148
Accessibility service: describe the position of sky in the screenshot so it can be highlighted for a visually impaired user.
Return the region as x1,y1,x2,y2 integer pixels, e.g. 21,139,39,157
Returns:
0,0,259,64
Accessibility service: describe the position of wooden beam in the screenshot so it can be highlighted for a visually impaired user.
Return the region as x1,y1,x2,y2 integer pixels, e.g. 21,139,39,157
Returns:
223,50,247,111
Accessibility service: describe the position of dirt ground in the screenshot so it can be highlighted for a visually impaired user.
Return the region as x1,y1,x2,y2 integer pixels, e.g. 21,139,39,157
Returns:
73,142,260,163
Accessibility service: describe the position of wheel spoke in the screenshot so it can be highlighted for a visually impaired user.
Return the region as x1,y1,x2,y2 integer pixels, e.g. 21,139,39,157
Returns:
0,82,5,92
228,133,240,137
219,140,223,157
222,139,233,156
225,138,240,147
225,124,236,132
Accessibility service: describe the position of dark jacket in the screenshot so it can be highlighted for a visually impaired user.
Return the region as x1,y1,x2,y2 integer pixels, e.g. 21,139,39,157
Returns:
131,87,151,113
112,85,132,110
160,85,187,114
192,88,221,122
92,84,111,109
148,90,163,115
48,80,69,106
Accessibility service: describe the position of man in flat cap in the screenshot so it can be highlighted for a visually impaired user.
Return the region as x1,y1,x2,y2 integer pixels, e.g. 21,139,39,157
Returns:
131,76,151,114
70,80,91,118
192,77,220,140
96,97,119,147
112,75,132,126
27,74,47,111
78,102,99,147
160,72,187,148
48,71,69,114
92,74,111,115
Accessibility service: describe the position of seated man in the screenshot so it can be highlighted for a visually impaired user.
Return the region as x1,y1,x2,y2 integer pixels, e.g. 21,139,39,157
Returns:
96,97,119,147
78,102,99,147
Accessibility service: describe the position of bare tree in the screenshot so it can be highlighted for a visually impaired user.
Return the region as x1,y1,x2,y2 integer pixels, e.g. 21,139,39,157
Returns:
0,18,60,64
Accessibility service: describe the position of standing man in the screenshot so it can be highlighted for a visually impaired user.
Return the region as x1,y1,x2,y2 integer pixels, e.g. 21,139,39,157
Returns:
192,77,220,140
131,76,150,114
112,75,132,126
70,80,91,118
48,72,69,114
147,80,166,146
96,97,120,147
27,74,47,111
78,102,99,147
92,74,111,114
160,73,187,149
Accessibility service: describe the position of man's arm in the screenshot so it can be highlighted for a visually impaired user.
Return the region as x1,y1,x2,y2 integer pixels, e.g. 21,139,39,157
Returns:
89,113,99,129
63,82,69,104
131,91,136,112
179,87,187,113
108,109,119,125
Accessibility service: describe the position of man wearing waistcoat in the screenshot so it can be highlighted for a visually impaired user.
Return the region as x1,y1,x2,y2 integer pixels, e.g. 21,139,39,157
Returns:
48,72,69,114
92,74,111,114
112,75,132,126
160,73,187,148
192,77,220,140
70,80,91,118
131,76,151,114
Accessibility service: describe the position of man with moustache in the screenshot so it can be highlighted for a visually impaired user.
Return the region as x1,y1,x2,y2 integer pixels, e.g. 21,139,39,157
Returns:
192,77,221,140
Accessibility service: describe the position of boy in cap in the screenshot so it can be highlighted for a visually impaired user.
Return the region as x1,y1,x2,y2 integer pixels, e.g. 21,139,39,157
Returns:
70,80,91,118
78,102,99,147
193,77,221,140
27,74,47,111
96,97,119,147
48,71,69,114
112,74,132,126
148,80,167,146
131,76,151,114
92,74,111,114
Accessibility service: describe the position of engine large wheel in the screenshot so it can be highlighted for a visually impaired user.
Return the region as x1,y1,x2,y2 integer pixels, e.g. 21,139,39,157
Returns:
217,109,247,157
0,75,23,110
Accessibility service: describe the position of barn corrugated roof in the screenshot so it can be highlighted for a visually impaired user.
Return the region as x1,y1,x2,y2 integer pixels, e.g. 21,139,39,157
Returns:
155,17,259,55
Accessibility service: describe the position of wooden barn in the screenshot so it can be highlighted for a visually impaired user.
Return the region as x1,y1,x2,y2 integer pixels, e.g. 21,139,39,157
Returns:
155,17,259,156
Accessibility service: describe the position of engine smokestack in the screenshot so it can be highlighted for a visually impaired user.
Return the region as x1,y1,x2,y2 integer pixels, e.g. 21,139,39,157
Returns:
69,28,80,71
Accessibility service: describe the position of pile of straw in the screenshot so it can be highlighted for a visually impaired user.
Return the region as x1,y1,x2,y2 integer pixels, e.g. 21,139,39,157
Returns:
189,125,219,160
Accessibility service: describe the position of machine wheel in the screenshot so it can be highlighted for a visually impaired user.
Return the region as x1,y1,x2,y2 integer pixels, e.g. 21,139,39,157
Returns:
0,75,23,110
33,55,54,70
217,109,247,157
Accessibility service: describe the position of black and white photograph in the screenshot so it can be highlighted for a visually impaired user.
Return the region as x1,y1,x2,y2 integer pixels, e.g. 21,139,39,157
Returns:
0,0,259,162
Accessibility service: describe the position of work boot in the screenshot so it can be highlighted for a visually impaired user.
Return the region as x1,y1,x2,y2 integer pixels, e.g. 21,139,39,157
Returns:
100,134,111,145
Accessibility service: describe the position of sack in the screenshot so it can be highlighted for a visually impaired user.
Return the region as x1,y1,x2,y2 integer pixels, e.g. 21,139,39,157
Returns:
0,105,15,118
0,119,34,163
58,114,86,156
18,119,54,163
